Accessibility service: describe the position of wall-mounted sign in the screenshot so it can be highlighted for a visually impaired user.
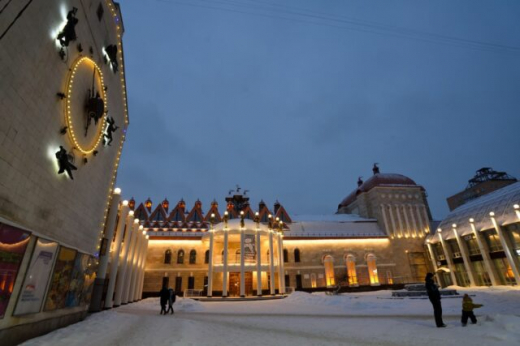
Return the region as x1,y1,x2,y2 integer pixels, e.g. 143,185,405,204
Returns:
13,238,58,316
0,223,31,318
244,234,256,261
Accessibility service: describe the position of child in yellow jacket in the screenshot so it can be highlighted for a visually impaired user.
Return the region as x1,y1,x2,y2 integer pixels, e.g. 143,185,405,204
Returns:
461,294,483,326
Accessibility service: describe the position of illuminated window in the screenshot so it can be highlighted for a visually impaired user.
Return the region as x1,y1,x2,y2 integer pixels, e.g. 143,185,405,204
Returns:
164,249,172,264
310,273,317,288
189,250,197,264
367,254,379,285
177,249,184,264
294,248,301,263
323,255,335,286
346,255,358,286
386,270,393,285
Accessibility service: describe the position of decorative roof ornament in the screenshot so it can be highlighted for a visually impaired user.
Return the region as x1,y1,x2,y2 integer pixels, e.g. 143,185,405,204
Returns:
357,176,363,187
373,163,380,175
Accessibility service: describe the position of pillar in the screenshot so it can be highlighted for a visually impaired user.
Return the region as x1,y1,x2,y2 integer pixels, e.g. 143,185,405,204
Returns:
277,233,285,294
114,217,138,306
452,226,476,286
469,222,498,286
240,230,245,297
105,204,131,308
415,205,426,234
395,205,404,237
380,204,391,236
421,205,431,233
137,236,149,299
207,232,214,297
256,231,262,296
402,205,411,237
438,231,458,286
490,214,520,284
133,232,147,301
426,242,438,272
121,222,140,304
222,230,228,297
269,231,275,295
388,205,397,237
409,205,419,237
128,230,144,302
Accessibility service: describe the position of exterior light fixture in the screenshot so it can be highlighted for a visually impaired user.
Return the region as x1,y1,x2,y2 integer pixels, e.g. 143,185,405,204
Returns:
452,224,457,228
469,218,474,223
437,228,442,233
489,212,495,217
122,200,129,206
514,204,519,210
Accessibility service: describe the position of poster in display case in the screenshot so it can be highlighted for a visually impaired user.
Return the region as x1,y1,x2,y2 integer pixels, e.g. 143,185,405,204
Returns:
0,222,31,318
44,247,77,311
13,238,58,316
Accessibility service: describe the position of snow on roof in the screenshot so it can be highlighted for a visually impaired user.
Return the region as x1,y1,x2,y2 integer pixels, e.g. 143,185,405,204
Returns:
430,182,520,243
287,214,387,238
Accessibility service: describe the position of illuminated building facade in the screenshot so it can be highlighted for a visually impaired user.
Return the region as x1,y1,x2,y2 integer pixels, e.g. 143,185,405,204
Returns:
139,166,432,296
0,1,128,344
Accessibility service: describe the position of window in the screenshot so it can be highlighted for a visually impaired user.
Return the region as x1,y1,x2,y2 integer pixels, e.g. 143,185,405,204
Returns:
188,276,195,289
189,250,197,264
294,248,301,263
205,250,210,264
310,273,317,288
164,250,172,264
367,254,379,285
177,250,184,264
484,230,503,252
323,255,335,286
283,249,288,263
346,255,358,286
175,276,182,292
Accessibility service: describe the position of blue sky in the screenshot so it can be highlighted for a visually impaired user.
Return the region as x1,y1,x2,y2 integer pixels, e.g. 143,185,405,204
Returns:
116,0,520,219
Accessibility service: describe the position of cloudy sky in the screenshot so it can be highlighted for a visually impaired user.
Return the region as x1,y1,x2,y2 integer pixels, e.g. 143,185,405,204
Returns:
116,0,520,219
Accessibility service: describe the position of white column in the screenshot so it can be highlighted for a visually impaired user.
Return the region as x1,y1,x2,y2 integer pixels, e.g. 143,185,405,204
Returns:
402,205,411,237
415,205,426,234
222,230,229,297
426,242,438,272
470,222,498,286
491,215,520,284
134,232,147,301
207,232,214,297
438,231,459,286
395,205,404,237
105,203,130,308
97,190,121,280
388,205,397,237
240,230,245,297
114,217,138,306
128,230,144,302
137,236,149,300
122,223,141,304
409,205,419,238
421,205,431,233
380,204,391,236
452,227,476,286
277,234,285,294
269,231,275,295
256,231,262,296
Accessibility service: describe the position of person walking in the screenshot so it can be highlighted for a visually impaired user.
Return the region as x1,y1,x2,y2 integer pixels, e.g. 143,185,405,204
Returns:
425,272,446,328
167,288,176,315
159,286,169,315
461,294,483,326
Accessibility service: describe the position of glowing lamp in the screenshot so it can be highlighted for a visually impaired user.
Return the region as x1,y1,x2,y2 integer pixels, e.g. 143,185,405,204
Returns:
469,218,474,223
114,188,121,195
514,204,519,210
489,212,495,217
128,211,134,216
452,224,457,228
122,200,129,206
134,219,139,224
142,230,146,235
437,228,442,233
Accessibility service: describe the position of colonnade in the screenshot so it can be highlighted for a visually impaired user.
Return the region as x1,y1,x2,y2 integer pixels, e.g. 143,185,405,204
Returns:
380,203,430,238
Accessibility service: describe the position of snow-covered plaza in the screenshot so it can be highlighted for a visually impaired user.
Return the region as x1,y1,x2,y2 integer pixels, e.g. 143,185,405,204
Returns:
20,287,520,346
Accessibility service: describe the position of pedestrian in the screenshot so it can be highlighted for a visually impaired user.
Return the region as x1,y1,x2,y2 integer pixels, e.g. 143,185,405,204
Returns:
167,288,176,315
461,294,483,326
425,272,446,328
159,286,169,315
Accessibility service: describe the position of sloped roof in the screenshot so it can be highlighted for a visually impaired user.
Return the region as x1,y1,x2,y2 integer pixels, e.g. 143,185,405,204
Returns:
287,214,386,238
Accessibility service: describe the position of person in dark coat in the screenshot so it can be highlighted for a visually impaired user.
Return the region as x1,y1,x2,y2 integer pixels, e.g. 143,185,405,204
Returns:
461,294,483,326
425,272,446,328
159,286,169,315
167,288,176,315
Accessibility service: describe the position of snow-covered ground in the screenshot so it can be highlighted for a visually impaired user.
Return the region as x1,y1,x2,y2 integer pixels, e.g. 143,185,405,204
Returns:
21,286,520,346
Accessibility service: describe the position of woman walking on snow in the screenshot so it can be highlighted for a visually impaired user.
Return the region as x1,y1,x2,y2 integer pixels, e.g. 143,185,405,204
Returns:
461,294,483,326
425,272,446,328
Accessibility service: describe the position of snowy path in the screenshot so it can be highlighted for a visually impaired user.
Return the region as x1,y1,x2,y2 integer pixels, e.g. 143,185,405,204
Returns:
21,288,520,346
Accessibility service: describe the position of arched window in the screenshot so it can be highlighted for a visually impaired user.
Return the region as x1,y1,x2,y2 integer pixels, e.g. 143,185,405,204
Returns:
294,248,301,263
323,255,335,286
189,249,196,264
164,250,172,264
367,254,379,285
205,250,210,264
310,273,317,288
283,249,289,263
346,255,358,286
177,249,184,264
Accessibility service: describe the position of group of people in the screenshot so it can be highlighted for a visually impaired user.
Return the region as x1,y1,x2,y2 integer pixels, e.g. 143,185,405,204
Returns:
425,272,483,328
159,287,176,315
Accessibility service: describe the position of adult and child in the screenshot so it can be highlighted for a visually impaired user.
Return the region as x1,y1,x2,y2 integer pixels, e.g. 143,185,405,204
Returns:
425,272,483,328
159,286,176,315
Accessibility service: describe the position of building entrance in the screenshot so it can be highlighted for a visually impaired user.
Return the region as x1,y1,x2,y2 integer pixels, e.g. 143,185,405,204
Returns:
228,272,253,296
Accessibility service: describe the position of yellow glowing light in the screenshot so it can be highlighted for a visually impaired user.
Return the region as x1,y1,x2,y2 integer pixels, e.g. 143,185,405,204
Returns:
149,240,201,245
283,238,389,245
123,200,129,206
65,57,107,154
514,204,519,210
114,188,121,195
489,212,495,217
469,218,474,223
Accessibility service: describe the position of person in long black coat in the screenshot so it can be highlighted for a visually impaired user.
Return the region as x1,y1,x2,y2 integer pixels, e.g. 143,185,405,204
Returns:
425,272,446,328
167,288,176,314
159,286,169,315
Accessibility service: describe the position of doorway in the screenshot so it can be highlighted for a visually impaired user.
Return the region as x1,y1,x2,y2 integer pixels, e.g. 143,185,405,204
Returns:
228,272,253,296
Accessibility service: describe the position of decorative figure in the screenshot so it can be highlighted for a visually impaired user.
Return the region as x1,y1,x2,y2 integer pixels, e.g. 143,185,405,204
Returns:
357,177,363,187
85,91,104,137
55,146,77,180
57,8,79,47
104,45,119,72
373,163,380,175
103,116,119,146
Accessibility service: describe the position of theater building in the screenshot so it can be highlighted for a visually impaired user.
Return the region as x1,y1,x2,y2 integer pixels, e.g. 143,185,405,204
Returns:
139,166,433,296
0,1,128,344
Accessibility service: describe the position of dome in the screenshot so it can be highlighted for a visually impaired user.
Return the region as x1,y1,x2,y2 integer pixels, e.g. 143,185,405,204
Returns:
339,173,419,209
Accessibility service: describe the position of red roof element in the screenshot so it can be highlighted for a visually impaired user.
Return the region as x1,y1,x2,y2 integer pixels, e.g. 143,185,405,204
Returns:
274,205,292,223
134,203,149,221
204,203,222,222
339,173,420,209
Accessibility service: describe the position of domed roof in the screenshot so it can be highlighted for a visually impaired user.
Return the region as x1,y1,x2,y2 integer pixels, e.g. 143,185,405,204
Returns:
339,173,420,209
